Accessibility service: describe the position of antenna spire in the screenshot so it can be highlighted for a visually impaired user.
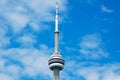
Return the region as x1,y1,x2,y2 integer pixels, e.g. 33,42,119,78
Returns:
56,2,58,15
55,2,58,31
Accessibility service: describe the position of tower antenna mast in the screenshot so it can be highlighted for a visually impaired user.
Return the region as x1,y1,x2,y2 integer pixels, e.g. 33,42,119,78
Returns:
54,2,59,54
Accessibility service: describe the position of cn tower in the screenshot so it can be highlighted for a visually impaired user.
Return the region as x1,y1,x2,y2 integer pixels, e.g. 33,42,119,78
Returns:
48,2,65,80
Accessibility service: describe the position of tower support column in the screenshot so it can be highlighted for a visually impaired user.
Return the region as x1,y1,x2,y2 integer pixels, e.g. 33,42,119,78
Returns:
54,31,59,54
53,69,60,80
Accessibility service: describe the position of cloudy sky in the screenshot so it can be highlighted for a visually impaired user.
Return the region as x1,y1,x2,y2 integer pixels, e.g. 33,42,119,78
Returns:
0,0,120,80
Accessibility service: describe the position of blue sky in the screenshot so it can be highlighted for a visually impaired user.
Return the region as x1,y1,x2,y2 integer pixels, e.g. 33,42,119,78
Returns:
0,0,120,80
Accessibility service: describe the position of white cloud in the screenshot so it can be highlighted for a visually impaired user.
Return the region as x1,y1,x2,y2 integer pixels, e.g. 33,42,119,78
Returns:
79,69,99,80
16,33,36,47
80,34,101,49
0,26,10,49
79,34,108,59
0,58,20,80
65,46,77,52
0,0,67,33
0,44,52,80
5,12,29,33
101,5,114,13
0,73,14,80
77,63,120,80
63,60,120,80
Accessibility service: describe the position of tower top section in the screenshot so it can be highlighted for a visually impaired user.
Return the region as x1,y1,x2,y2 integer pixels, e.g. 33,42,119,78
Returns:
56,2,58,15
55,2,59,32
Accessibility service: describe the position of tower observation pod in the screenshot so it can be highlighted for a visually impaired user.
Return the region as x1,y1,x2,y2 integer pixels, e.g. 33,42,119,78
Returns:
48,2,65,80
